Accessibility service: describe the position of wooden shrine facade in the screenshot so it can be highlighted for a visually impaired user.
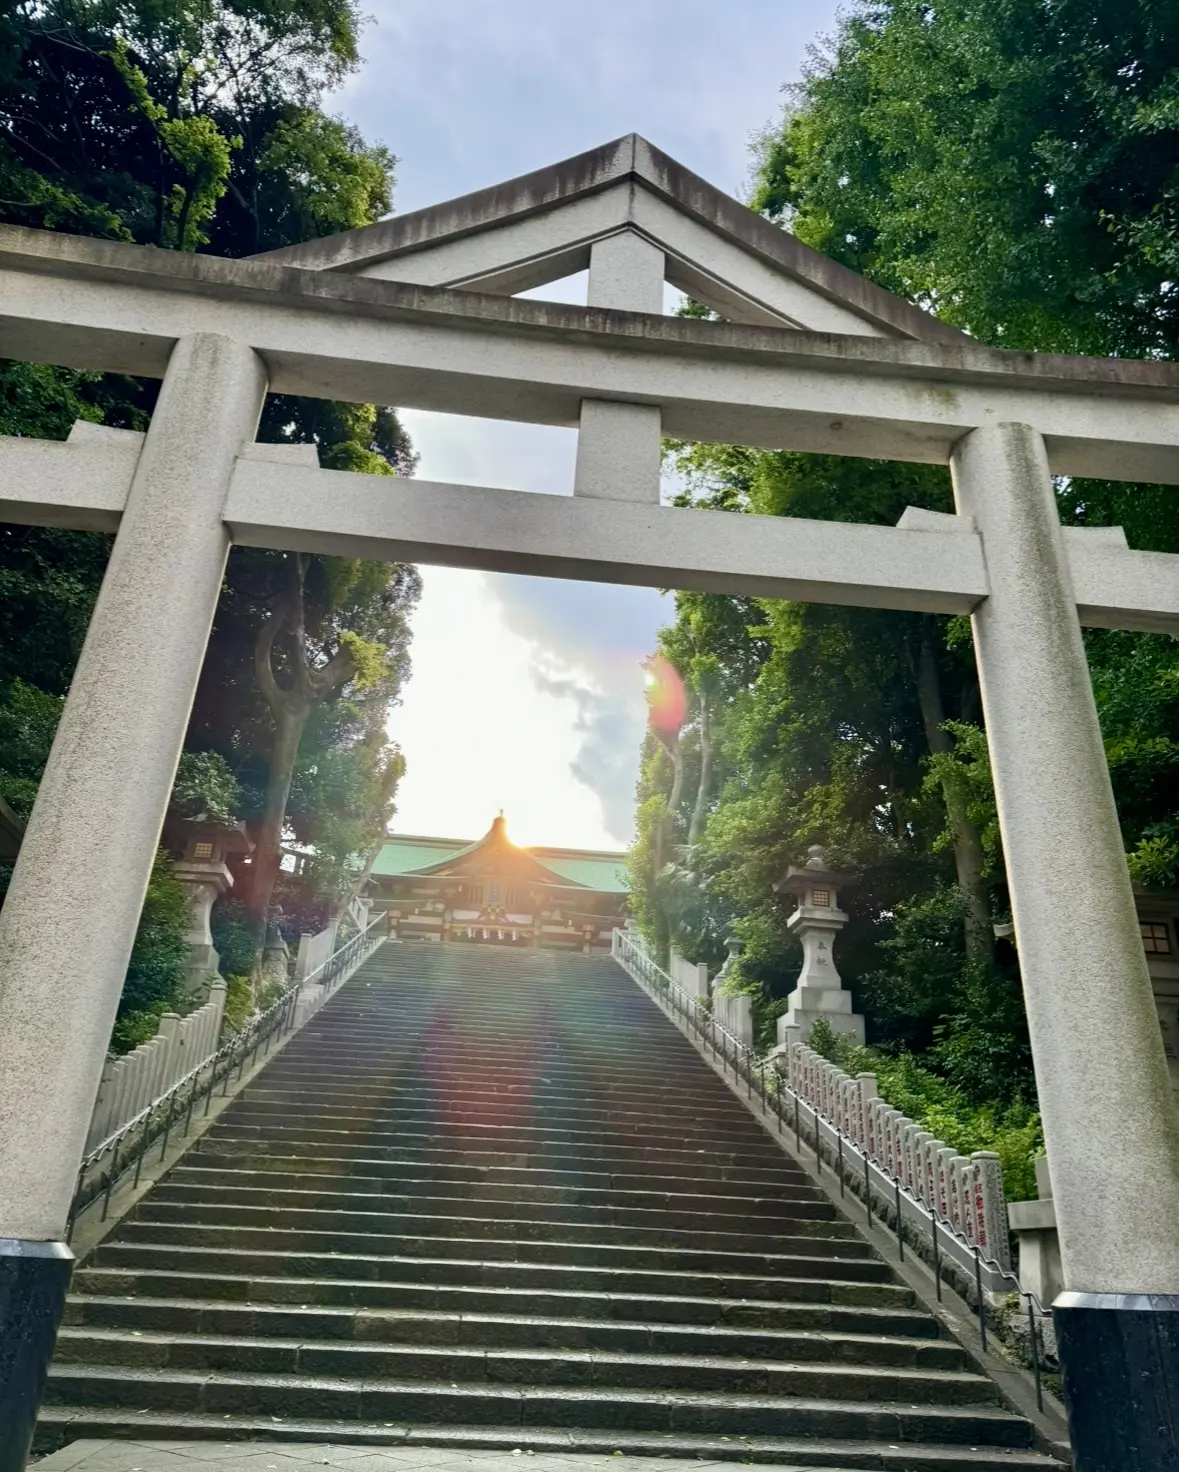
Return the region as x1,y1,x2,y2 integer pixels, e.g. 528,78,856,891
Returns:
371,814,627,951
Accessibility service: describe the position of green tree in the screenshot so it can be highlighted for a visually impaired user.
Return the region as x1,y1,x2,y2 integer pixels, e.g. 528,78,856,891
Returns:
633,0,1179,1124
236,550,419,954
0,0,421,985
109,852,192,1053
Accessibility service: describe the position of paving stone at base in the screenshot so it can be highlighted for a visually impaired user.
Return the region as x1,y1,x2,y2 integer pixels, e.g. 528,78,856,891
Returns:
33,1443,831,1472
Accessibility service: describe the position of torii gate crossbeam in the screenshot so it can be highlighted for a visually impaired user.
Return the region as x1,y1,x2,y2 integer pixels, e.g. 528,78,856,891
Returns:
0,135,1176,1471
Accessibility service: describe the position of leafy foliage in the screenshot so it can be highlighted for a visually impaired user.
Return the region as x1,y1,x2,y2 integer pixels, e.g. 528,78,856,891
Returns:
0,679,63,820
0,0,420,1005
632,0,1179,1158
109,851,192,1053
210,900,257,981
171,751,241,823
220,972,256,1035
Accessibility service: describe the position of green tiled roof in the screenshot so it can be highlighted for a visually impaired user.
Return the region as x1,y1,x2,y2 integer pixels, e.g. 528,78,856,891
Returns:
536,853,629,893
371,836,468,876
372,833,629,894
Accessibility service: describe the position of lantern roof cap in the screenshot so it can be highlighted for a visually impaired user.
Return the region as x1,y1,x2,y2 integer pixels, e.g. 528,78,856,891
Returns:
774,845,852,896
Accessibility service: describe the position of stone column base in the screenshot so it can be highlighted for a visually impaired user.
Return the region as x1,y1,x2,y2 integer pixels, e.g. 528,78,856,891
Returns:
780,1003,866,1047
0,1238,73,1471
1054,1290,1179,1471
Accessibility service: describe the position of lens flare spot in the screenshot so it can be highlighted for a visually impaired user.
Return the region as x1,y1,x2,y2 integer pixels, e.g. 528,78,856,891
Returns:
644,655,686,736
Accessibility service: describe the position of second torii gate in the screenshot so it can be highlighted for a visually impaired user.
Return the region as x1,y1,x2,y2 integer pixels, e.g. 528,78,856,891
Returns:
0,136,1176,1470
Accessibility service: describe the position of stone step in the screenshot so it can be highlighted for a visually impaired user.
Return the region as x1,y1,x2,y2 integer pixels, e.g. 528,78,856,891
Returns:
87,1242,896,1292
41,1364,1033,1441
243,1082,748,1121
188,1147,818,1195
61,1295,947,1351
250,1071,730,1106
228,1097,775,1139
143,1185,843,1239
116,1220,876,1270
56,1339,978,1397
239,1084,755,1126
275,1028,706,1051
70,1268,915,1320
51,1329,988,1402
41,946,1055,1468
134,1194,862,1247
215,1117,795,1166
199,1134,805,1182
156,1170,841,1226
29,1406,1065,1469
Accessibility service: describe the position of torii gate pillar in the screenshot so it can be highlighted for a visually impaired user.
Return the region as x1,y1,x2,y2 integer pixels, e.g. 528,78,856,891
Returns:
0,334,267,1469
953,423,1179,1464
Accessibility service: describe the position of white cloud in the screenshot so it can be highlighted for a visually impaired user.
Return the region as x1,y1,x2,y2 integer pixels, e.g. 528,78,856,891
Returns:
336,0,843,214
388,565,622,850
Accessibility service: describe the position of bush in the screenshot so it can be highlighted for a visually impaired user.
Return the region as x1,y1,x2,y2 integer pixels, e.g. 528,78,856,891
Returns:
221,973,254,1035
210,898,256,979
0,678,63,820
110,850,192,1054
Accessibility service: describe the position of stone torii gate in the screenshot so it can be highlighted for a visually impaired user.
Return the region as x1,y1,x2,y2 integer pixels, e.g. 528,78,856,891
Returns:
0,135,1176,1469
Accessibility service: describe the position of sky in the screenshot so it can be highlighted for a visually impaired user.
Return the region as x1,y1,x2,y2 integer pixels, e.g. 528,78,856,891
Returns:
328,0,843,851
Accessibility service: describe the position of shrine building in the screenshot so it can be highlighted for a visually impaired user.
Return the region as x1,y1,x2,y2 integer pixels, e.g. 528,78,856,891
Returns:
369,813,628,951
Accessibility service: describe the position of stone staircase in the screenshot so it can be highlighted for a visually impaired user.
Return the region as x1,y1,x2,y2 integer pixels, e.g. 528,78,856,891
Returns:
38,945,1062,1468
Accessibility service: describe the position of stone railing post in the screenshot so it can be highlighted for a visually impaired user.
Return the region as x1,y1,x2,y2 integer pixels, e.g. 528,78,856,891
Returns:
969,1151,1010,1271
208,978,228,1049
156,1013,182,1097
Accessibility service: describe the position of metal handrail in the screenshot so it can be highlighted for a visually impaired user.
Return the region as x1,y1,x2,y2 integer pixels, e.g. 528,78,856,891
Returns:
66,912,386,1240
611,928,1053,1409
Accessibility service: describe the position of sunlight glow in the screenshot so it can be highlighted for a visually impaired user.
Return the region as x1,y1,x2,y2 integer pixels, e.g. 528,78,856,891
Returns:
388,566,621,849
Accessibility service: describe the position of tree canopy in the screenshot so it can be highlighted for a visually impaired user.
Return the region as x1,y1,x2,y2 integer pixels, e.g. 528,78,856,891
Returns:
0,0,419,1038
631,0,1179,1192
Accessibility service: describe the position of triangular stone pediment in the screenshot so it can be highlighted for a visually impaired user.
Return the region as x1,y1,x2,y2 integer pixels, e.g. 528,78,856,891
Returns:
256,135,963,343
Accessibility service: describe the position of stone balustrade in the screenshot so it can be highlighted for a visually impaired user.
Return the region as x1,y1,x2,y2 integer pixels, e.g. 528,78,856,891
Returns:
668,946,710,1002
84,979,227,1154
294,922,338,981
780,1036,1012,1271
712,988,754,1049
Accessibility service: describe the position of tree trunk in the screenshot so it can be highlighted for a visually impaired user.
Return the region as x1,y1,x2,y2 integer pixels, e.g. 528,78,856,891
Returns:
648,732,684,965
245,695,311,964
687,698,712,846
331,846,378,928
915,627,993,963
665,732,684,819
246,553,357,974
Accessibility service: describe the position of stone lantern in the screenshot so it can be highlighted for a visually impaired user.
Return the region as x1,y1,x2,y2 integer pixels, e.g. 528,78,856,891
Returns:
717,934,743,987
165,815,253,1000
773,845,865,1045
